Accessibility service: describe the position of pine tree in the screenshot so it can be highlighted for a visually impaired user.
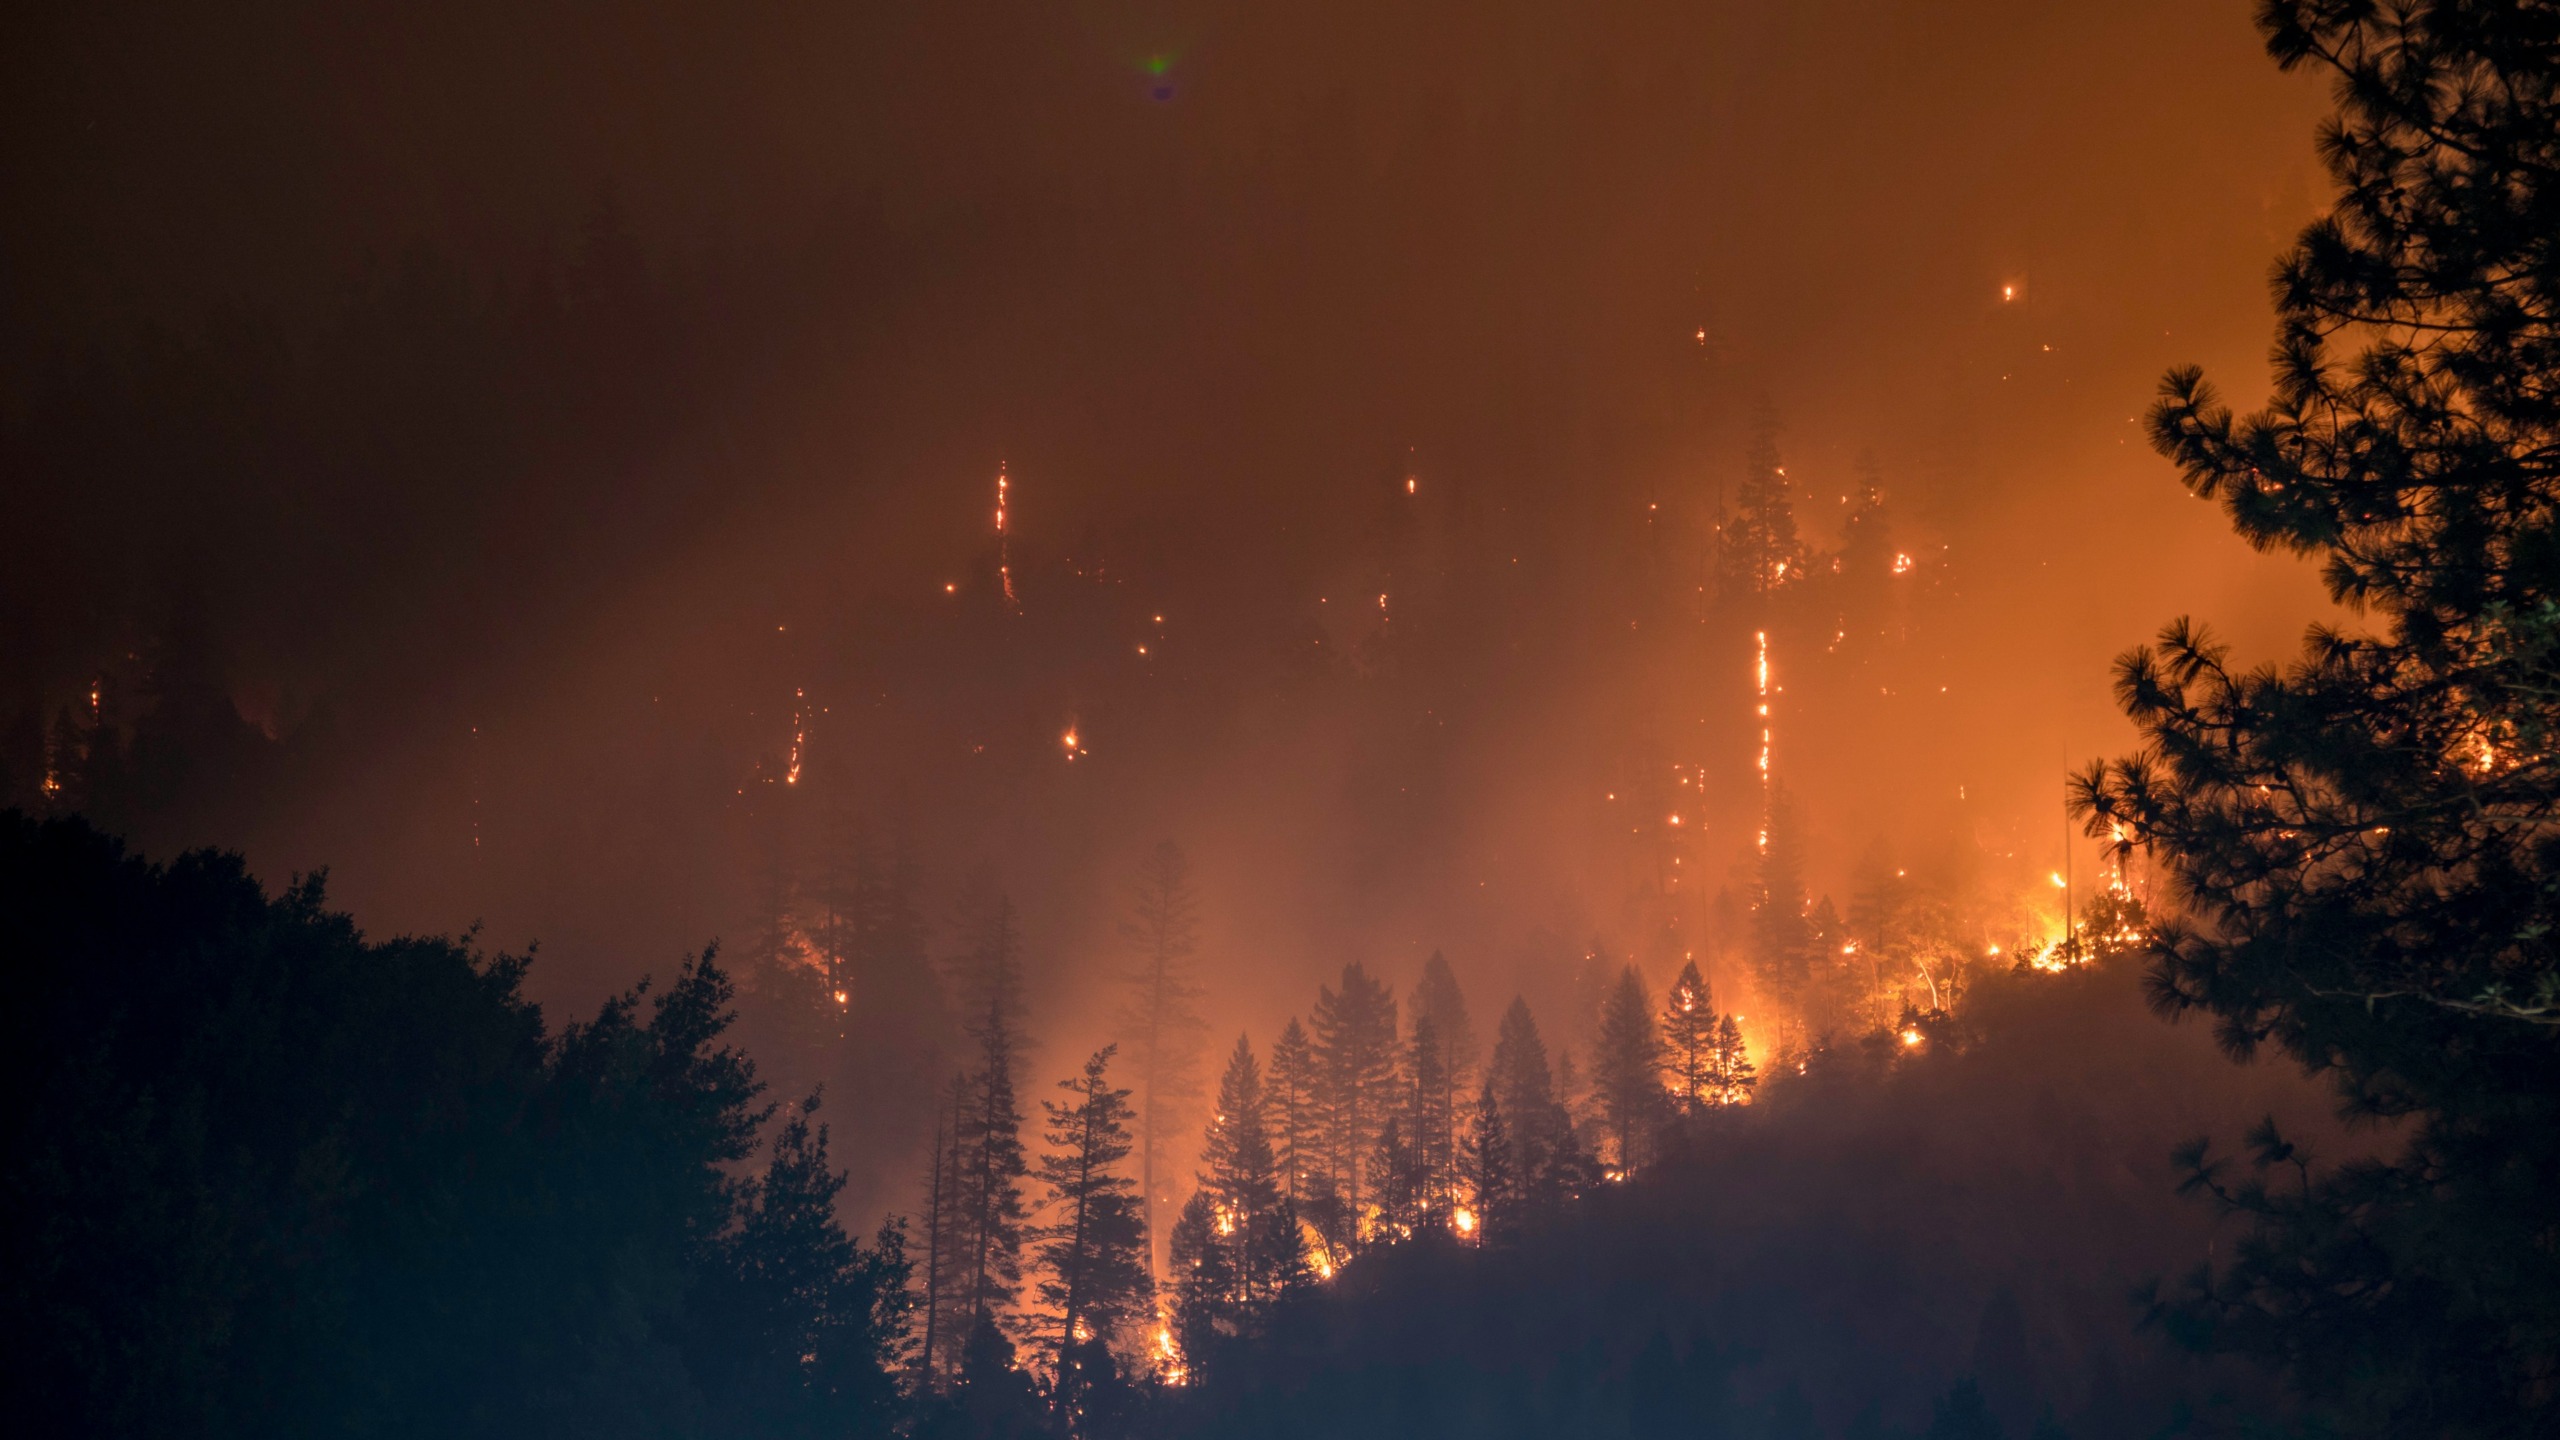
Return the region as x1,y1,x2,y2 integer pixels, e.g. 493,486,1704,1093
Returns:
1268,1017,1321,1207
1660,961,1716,1115
1488,997,1580,1213
2071,8,2560,1431
944,890,1032,1340
1715,409,1806,606
1032,1047,1151,1377
1461,1081,1517,1245
1751,786,1816,1054
915,1080,963,1386
1164,1189,1230,1379
1410,950,1479,1087
1116,841,1209,1283
700,1095,914,1436
1198,1036,1306,1315
1366,1114,1418,1241
1592,966,1666,1175
1397,1012,1457,1226
1705,1015,1756,1107
1310,962,1397,1250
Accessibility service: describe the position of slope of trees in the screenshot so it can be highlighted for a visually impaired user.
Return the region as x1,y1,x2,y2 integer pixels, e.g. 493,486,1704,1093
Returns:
1151,960,2333,1440
2075,4,2560,1432
0,811,911,1439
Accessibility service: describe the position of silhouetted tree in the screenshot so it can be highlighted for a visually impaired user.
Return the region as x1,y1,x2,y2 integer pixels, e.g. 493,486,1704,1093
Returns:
0,814,913,1438
1032,1047,1150,1384
1716,409,1805,606
1461,1081,1517,1244
1396,1011,1459,1225
1752,786,1816,1055
946,891,1033,1340
1410,948,1479,1087
1310,962,1397,1250
1165,1189,1233,1379
1660,960,1717,1114
2072,6,2560,1433
1268,1017,1321,1207
1592,965,1665,1173
1117,841,1209,1283
1706,1015,1756,1107
1198,1035,1307,1315
691,1096,916,1438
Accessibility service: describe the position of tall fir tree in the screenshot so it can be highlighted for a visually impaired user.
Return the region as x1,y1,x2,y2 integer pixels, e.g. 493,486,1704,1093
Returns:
1164,1189,1231,1382
1461,1081,1518,1246
1116,841,1210,1283
1751,785,1817,1052
1395,1012,1458,1226
1660,960,1717,1115
915,1080,964,1387
1032,1047,1151,1378
1268,1017,1321,1207
1715,409,1806,607
1593,966,1666,1174
1705,1015,1756,1107
944,889,1032,1342
1197,1036,1306,1317
1310,962,1398,1251
1487,997,1567,1202
2074,5,2560,1431
1410,950,1480,1087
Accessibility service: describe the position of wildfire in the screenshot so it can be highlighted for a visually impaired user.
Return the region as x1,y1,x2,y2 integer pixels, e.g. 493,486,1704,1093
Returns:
995,464,1018,609
1452,1206,1478,1237
1756,629,1773,851
1153,1325,1188,1386
1900,1028,1924,1047
1062,727,1086,760
784,688,807,785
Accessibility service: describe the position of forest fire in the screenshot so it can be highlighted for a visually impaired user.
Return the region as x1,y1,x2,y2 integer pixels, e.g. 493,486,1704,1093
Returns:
10,3,2554,1438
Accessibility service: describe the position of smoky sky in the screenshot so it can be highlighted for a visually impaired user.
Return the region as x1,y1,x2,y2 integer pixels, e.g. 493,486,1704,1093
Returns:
4,0,2344,1113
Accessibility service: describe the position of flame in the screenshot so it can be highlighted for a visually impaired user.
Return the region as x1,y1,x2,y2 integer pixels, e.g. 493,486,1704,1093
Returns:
1756,630,1772,850
1452,1206,1478,1236
1153,1325,1188,1385
995,464,1018,609
784,688,806,785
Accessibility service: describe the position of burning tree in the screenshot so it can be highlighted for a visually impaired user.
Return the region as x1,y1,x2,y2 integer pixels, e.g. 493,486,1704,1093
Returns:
1116,841,1210,1285
2076,4,2560,1431
1659,960,1719,1115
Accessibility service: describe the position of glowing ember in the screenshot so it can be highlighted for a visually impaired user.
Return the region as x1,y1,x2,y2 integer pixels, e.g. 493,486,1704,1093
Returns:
995,464,1018,609
784,688,806,785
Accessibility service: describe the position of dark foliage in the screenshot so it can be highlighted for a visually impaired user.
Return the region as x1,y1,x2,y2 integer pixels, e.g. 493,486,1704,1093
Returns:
2077,2,2560,1431
0,812,907,1439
